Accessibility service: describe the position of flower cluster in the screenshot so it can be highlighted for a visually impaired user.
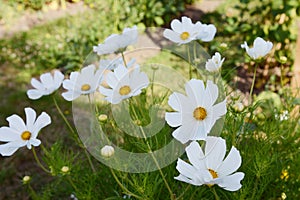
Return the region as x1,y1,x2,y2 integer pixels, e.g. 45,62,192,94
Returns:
163,16,272,191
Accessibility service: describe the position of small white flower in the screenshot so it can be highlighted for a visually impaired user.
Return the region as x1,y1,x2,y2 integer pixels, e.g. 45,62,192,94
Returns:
101,145,115,157
205,52,225,72
93,26,138,55
163,16,202,44
0,107,51,156
175,137,244,191
99,64,149,104
62,64,102,101
165,79,227,144
196,23,217,42
241,37,273,60
27,70,64,100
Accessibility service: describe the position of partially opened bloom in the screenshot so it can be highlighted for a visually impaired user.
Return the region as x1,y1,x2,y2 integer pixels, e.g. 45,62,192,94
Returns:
165,79,226,144
99,64,149,104
0,107,51,156
163,16,201,44
175,137,244,191
27,70,64,100
205,52,225,72
241,37,273,60
196,23,217,42
93,26,138,55
62,64,102,101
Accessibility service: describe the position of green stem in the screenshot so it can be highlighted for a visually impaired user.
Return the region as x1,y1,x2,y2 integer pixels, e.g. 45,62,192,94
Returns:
121,52,127,67
249,62,258,104
280,64,284,88
177,185,191,199
130,99,175,200
211,187,220,200
32,147,50,174
52,95,96,173
151,68,156,104
28,184,39,200
67,176,78,191
110,169,143,200
187,45,192,79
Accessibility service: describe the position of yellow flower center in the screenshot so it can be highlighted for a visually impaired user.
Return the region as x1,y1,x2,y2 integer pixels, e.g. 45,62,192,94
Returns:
21,131,31,140
193,107,207,120
208,169,218,179
81,84,91,91
180,32,190,40
119,85,131,95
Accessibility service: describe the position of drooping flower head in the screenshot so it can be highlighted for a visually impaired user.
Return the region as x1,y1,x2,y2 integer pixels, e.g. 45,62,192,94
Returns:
241,37,273,60
27,70,64,100
196,23,217,42
205,52,225,72
93,26,138,55
99,64,149,104
175,137,244,191
0,107,51,156
62,64,102,101
165,79,227,144
163,16,202,44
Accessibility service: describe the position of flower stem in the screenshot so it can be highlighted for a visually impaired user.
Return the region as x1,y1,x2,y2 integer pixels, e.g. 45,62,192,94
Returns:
27,184,39,200
211,187,220,200
121,52,127,67
52,95,96,173
177,185,191,199
249,62,258,104
110,168,143,200
32,147,50,174
187,45,192,79
130,99,175,200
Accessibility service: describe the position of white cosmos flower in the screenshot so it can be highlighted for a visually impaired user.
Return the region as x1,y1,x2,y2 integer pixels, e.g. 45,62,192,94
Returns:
27,70,64,100
175,137,244,191
93,26,138,55
99,64,149,104
62,64,102,101
163,16,202,44
0,107,51,156
196,23,217,42
241,37,273,60
205,52,225,72
165,79,226,144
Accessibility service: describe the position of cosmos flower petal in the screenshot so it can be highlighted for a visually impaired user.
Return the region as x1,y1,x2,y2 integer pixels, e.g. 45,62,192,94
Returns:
31,112,51,138
176,158,198,180
185,141,206,169
25,107,36,131
217,147,242,176
0,142,23,156
174,174,196,185
205,136,226,170
241,37,272,60
185,79,205,105
163,30,182,44
165,112,182,127
31,78,44,90
27,89,43,100
40,72,53,87
217,172,245,191
204,80,219,107
172,123,196,144
167,92,188,112
7,114,26,133
53,70,64,88
170,19,183,33
0,127,20,141
212,100,227,119
30,138,41,147
114,65,129,81
62,91,81,101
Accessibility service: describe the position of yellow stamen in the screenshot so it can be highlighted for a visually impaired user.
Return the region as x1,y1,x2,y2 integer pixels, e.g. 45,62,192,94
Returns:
180,32,190,40
81,84,91,91
209,169,218,179
119,85,131,95
193,107,207,120
21,131,31,140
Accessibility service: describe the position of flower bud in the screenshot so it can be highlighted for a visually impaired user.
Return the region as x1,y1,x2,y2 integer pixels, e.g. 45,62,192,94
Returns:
101,145,115,158
22,175,31,184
